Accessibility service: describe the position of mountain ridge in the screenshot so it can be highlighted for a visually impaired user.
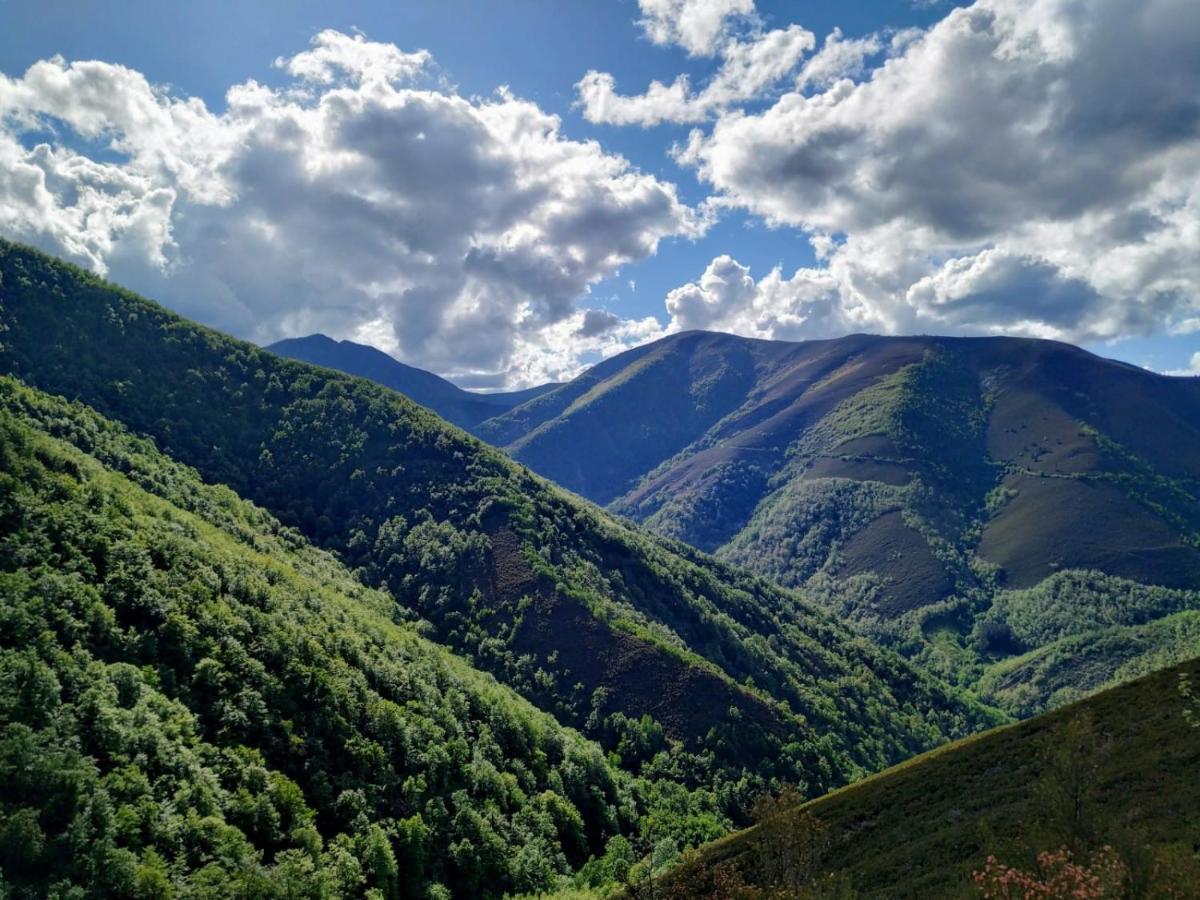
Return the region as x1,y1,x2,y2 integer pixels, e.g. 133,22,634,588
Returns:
1,243,1196,897
472,329,1200,715
267,333,559,430
0,239,1000,830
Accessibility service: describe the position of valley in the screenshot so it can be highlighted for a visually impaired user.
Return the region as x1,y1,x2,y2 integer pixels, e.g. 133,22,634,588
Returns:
0,240,1196,897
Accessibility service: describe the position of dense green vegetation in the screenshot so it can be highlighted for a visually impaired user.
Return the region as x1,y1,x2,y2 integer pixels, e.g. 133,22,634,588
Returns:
0,378,705,896
0,241,1005,890
474,329,1200,717
649,657,1200,898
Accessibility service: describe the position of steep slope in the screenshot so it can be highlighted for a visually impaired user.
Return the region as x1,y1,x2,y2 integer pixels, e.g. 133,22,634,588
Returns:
267,334,557,430
0,240,999,826
477,332,801,504
481,330,1200,713
0,377,679,897
651,656,1200,898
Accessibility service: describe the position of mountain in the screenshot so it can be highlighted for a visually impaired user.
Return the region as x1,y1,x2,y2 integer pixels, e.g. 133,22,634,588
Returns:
0,377,663,896
0,240,1003,882
477,330,1200,715
651,655,1200,898
266,333,558,430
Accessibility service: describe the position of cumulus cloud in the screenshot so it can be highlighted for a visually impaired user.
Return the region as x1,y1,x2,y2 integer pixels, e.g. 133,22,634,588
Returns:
503,309,666,387
665,254,849,338
795,27,892,92
670,0,1200,344
274,29,431,85
578,1,815,126
637,0,757,56
576,308,622,337
0,32,706,386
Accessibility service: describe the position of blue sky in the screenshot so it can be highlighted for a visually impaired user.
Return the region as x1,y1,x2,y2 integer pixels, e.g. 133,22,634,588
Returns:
1,0,1198,384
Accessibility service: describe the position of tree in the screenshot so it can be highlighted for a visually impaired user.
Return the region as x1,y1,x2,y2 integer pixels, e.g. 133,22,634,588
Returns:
1179,672,1199,731
749,785,832,897
1029,713,1108,852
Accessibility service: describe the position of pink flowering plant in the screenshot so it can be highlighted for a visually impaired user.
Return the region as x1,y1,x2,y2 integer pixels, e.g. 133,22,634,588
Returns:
973,845,1130,899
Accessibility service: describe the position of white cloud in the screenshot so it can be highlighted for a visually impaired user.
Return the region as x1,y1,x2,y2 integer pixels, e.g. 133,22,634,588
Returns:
577,25,815,126
0,33,707,387
795,27,893,92
669,0,1200,344
665,254,850,339
1165,351,1200,377
636,0,757,56
578,1,815,126
503,309,667,387
274,29,431,85
576,71,702,127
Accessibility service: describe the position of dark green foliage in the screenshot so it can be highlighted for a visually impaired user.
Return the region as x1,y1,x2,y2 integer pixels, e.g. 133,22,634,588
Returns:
975,608,1200,716
0,380,655,896
0,239,999,811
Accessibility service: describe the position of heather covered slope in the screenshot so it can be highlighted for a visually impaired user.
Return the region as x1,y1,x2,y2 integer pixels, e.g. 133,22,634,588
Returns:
0,240,997,822
267,334,557,430
477,331,801,505
481,330,1200,713
649,656,1200,898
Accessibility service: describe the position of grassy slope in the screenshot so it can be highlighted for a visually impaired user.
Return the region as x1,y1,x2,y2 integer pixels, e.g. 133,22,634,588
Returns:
0,240,998,818
479,329,1200,716
652,656,1200,898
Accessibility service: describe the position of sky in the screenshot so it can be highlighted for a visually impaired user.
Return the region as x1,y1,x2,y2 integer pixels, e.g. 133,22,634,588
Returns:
1,0,1199,387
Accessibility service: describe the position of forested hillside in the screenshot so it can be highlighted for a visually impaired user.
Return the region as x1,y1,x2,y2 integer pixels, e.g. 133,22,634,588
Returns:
0,377,695,897
475,330,1200,715
0,241,999,850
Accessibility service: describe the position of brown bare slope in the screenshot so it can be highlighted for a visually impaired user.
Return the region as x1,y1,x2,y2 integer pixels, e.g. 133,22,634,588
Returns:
479,331,800,504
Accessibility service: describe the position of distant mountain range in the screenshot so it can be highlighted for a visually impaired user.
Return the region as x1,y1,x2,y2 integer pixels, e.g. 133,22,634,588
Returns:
3,239,1198,898
267,333,559,430
289,327,1200,717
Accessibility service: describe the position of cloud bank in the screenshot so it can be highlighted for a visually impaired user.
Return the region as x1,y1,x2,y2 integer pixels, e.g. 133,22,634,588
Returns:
0,30,705,387
4,0,1198,388
577,23,816,126
667,0,1200,345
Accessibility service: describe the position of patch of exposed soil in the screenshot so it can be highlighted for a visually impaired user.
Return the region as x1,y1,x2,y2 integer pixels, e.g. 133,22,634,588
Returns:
835,511,955,615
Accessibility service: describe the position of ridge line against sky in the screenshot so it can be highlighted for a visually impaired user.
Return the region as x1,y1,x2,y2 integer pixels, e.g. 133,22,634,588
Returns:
1,0,1198,387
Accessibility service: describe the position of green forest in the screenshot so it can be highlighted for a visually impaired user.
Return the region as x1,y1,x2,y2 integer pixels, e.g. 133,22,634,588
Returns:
0,242,990,897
